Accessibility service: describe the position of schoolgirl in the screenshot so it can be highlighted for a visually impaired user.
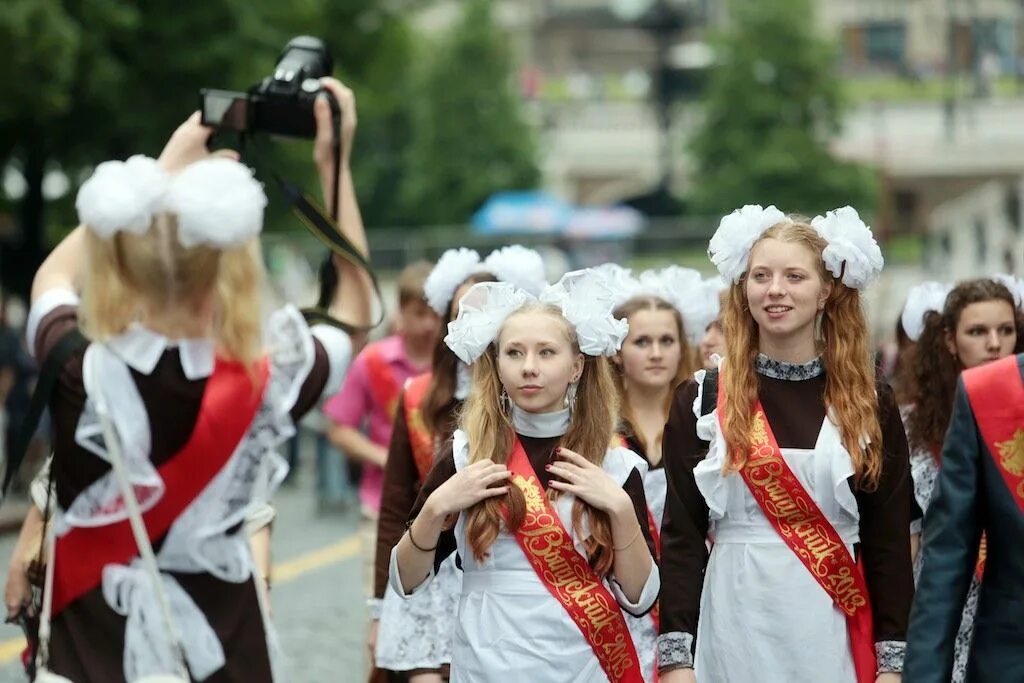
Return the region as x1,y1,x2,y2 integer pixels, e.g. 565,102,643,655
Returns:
391,270,659,682
658,206,913,683
24,79,367,681
371,246,545,680
902,277,1023,682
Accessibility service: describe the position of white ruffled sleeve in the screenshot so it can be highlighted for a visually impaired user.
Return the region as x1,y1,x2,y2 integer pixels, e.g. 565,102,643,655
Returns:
310,323,353,398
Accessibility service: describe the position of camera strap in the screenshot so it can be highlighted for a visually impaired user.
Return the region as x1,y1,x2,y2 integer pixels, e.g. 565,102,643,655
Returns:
271,173,385,334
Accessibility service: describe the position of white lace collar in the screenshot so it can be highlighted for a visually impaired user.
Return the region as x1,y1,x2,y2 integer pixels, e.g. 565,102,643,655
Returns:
512,404,571,438
106,324,215,380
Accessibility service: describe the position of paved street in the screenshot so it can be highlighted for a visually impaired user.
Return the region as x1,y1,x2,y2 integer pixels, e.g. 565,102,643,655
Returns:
0,464,371,683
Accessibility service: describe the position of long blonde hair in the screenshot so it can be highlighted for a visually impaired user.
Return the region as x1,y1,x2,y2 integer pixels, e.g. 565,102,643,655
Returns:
80,213,264,369
612,295,697,455
460,303,620,576
720,220,883,489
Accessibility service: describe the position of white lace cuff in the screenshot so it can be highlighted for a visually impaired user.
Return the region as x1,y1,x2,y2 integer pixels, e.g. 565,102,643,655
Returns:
26,287,80,357
367,597,383,620
609,558,659,616
388,545,434,598
656,632,694,671
876,640,906,674
310,323,353,398
909,518,922,536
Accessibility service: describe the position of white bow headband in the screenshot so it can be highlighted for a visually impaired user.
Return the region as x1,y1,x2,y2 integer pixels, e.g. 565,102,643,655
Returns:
75,155,267,249
900,281,953,342
707,204,884,290
444,268,629,364
596,263,714,346
423,245,547,316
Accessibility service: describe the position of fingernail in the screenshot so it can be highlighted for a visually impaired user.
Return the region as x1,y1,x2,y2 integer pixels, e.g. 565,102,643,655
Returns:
544,464,551,470
554,447,562,453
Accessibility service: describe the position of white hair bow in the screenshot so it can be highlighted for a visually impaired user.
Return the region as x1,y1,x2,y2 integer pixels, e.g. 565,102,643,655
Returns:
75,155,266,249
444,269,628,364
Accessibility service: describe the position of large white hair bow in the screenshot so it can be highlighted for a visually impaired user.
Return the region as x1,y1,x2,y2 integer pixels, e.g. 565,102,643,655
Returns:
444,268,628,364
632,266,708,345
810,206,884,289
424,245,548,316
424,248,484,316
75,155,266,249
901,281,952,342
708,205,790,283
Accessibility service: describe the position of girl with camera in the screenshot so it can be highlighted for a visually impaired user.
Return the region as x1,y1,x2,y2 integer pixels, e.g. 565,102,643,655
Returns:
23,78,368,682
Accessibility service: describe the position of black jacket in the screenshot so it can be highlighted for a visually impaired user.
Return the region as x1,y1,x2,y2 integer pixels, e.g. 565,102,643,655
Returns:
905,354,1024,682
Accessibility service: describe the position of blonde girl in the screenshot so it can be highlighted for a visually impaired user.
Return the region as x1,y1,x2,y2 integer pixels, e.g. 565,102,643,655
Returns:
25,79,369,682
391,271,659,682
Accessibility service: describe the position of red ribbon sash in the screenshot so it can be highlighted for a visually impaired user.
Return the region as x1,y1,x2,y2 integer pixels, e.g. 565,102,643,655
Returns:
504,437,644,682
718,383,876,683
403,373,435,482
963,354,1024,516
52,357,269,616
365,345,401,421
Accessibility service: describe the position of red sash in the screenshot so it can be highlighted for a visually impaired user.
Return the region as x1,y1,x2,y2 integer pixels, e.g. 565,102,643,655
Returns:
365,344,401,421
403,373,435,482
504,437,644,682
52,357,269,616
718,383,876,683
963,355,1024,580
963,355,1024,515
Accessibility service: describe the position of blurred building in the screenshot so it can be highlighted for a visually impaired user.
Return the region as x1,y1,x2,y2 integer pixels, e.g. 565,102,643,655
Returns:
817,0,1022,76
411,1,1024,280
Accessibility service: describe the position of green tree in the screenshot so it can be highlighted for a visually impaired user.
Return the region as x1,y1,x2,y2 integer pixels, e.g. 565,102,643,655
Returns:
401,0,540,226
688,0,876,217
0,1,418,296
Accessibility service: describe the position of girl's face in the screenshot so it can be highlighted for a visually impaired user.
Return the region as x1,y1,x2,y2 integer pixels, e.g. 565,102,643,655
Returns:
699,319,725,368
619,308,682,392
745,238,831,347
497,310,583,414
946,299,1017,370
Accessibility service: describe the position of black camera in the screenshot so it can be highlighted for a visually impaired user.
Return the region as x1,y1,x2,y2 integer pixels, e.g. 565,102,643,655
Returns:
200,36,339,139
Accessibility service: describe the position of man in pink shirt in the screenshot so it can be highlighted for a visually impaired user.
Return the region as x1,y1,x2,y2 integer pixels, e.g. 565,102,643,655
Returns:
325,262,438,520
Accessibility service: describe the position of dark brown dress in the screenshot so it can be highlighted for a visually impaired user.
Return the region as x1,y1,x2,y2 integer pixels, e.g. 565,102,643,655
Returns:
35,302,332,682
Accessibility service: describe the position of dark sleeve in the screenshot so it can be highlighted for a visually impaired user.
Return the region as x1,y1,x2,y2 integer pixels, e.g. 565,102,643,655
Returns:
374,390,421,599
408,439,459,575
289,339,330,422
904,380,982,682
855,383,914,644
35,305,82,365
622,468,658,564
659,379,711,637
